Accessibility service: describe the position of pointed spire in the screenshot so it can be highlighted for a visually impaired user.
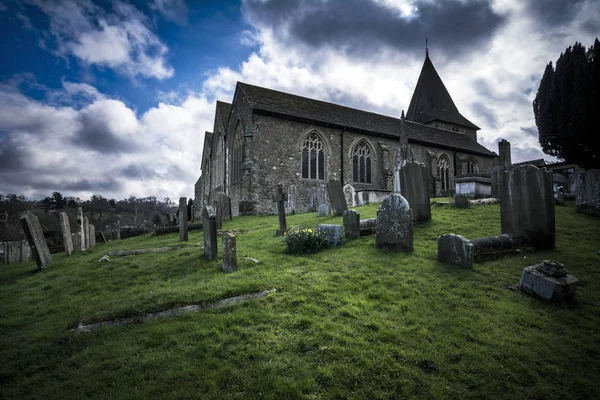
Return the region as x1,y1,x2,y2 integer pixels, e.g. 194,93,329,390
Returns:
401,109,405,120
425,36,428,58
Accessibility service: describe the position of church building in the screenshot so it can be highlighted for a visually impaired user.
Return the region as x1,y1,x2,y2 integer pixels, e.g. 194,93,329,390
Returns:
195,53,498,216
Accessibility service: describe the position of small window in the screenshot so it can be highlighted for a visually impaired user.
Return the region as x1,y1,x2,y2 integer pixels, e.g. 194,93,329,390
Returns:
352,141,372,184
467,159,477,174
302,132,325,180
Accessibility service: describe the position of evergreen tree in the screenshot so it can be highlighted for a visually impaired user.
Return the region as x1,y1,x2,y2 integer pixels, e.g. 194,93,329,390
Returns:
533,39,600,169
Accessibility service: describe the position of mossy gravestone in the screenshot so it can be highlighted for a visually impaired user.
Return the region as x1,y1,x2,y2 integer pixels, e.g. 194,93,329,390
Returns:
222,232,237,273
59,212,73,256
20,212,52,270
203,206,218,261
179,197,188,242
326,179,348,217
376,194,413,252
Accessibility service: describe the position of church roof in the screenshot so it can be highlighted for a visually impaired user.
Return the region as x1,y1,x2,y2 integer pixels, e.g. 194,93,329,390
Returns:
236,82,495,157
406,55,480,130
216,101,231,127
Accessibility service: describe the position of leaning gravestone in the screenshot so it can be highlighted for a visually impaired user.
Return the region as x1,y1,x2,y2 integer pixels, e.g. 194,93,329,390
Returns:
437,234,474,268
343,210,360,239
326,179,348,217
222,232,238,273
20,212,52,270
203,206,218,261
272,184,288,236
376,194,413,252
59,212,74,255
179,197,189,242
499,165,555,249
77,207,86,251
317,203,330,217
89,225,96,247
400,161,431,221
83,217,90,250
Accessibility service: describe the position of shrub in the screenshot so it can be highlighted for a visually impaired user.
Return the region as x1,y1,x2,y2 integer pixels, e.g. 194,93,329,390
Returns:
283,226,329,255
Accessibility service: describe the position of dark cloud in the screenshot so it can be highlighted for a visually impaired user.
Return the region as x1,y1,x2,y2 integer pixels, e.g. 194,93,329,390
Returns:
244,0,507,58
121,164,158,179
525,0,587,27
63,178,122,192
0,134,28,172
470,101,497,128
74,111,138,154
520,126,538,137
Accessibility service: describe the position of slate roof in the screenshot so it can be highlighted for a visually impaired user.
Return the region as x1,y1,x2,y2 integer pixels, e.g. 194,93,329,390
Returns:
406,55,480,130
236,82,496,157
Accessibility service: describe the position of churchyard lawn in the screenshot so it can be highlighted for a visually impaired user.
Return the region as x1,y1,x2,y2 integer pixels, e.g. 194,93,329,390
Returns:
1,201,599,399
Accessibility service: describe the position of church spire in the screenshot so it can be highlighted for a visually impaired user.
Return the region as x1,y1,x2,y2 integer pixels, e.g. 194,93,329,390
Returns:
425,36,428,58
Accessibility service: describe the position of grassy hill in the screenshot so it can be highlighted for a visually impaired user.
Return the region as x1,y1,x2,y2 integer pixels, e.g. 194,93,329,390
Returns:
1,201,599,399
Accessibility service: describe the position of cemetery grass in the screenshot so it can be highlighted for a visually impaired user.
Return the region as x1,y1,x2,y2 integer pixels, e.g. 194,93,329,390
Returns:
1,202,599,399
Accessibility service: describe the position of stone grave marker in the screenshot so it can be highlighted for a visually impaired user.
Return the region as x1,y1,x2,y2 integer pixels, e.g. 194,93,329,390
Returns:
77,207,86,251
343,210,360,239
20,212,52,270
437,234,474,268
376,168,413,252
285,185,298,214
454,194,470,208
222,232,238,273
359,218,377,236
519,260,578,301
214,193,232,229
59,212,74,255
326,179,348,216
400,161,431,221
317,203,330,217
83,217,90,250
499,165,555,249
89,225,96,247
99,232,107,244
272,184,288,236
203,206,218,260
179,197,189,242
316,224,345,247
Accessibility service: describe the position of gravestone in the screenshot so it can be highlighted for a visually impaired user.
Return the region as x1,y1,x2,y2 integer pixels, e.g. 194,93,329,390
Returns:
499,165,555,249
343,184,356,207
376,194,413,252
272,184,288,236
316,224,345,247
307,186,327,212
89,225,96,247
437,234,474,268
326,179,348,216
317,203,330,217
72,233,80,250
359,218,377,236
343,210,360,239
203,206,218,260
471,233,531,263
285,185,298,214
115,221,121,240
400,161,431,221
214,193,232,229
222,232,238,273
519,260,579,302
77,207,86,251
20,212,52,270
83,217,90,250
59,212,74,255
99,232,107,244
454,194,470,208
179,197,189,242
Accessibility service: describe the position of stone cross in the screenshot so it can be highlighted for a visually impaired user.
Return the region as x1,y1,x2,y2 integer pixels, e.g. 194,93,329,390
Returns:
179,197,188,242
59,212,74,255
272,184,288,236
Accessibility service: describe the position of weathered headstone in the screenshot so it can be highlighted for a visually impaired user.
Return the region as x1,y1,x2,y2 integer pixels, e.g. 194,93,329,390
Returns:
99,232,107,244
89,225,96,247
316,224,345,247
72,233,80,250
272,184,288,236
115,221,121,240
471,233,531,263
376,194,413,252
454,194,470,208
214,193,232,229
519,260,579,302
317,203,330,217
222,232,238,273
83,217,90,250
343,184,356,207
499,165,555,249
343,209,360,239
326,179,348,216
400,161,431,221
179,197,188,242
59,212,74,255
359,218,377,236
20,212,52,270
77,207,86,251
203,206,218,261
437,234,474,268
285,185,298,214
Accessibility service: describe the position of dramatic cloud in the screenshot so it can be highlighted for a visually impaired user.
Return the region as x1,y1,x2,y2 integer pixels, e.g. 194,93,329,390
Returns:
150,0,189,26
25,0,174,79
243,0,508,59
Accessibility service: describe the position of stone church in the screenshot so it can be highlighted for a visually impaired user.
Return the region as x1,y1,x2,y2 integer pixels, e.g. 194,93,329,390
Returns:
195,53,498,216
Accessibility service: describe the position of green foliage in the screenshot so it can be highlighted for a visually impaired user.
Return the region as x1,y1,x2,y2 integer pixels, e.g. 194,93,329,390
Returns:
1,203,599,399
152,213,163,226
533,38,600,168
41,191,67,213
283,225,329,254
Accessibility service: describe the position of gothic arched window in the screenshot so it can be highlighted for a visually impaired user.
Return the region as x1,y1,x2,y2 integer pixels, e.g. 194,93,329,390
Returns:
467,159,477,174
230,123,243,183
302,132,325,180
437,155,451,192
352,140,372,184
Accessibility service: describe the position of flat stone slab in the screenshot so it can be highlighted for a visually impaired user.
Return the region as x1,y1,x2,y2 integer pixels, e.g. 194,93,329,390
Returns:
75,289,276,333
519,260,578,301
107,247,183,256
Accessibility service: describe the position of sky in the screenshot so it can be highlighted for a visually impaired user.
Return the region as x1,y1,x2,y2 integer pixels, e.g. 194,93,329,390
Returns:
0,0,598,201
